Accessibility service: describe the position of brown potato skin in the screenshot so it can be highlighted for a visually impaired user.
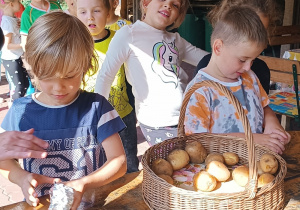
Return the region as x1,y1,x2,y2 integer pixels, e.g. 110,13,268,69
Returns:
158,174,174,185
258,173,275,188
151,158,173,176
167,149,190,170
185,141,207,164
259,154,278,174
193,171,217,192
232,165,249,187
206,161,230,182
205,153,225,165
223,152,239,166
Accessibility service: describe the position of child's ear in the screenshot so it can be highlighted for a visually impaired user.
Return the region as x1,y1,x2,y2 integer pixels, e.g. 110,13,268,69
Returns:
113,0,119,9
143,0,150,8
212,39,223,56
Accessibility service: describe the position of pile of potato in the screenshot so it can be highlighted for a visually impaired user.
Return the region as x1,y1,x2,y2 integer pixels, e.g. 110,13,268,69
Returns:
151,141,206,185
230,153,278,188
151,141,278,192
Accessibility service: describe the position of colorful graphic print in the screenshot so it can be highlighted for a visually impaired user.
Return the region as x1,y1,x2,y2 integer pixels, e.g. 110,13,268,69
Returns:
151,40,180,87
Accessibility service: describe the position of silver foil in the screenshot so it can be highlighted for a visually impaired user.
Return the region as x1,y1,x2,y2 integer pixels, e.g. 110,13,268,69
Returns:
49,183,74,210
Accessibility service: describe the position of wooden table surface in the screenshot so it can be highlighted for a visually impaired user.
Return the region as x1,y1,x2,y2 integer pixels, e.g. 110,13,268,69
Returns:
1,131,300,210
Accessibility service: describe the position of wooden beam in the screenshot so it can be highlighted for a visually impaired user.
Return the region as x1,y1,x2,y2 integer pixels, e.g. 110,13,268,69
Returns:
120,0,127,19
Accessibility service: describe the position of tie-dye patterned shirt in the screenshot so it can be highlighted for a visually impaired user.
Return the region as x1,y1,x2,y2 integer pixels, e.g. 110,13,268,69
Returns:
184,70,269,135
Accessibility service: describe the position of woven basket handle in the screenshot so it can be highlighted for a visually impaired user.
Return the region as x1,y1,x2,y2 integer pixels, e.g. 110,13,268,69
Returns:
178,80,258,199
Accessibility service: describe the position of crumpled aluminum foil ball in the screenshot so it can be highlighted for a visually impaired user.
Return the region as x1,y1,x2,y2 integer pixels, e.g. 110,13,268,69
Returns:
49,183,74,210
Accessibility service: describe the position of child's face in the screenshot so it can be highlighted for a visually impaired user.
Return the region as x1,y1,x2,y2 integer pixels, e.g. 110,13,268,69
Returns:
65,0,73,7
143,0,181,30
36,74,82,106
11,0,21,13
214,40,265,82
77,0,109,40
65,0,77,16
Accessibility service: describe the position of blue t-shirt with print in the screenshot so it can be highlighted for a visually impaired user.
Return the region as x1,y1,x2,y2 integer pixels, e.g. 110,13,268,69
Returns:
1,90,125,196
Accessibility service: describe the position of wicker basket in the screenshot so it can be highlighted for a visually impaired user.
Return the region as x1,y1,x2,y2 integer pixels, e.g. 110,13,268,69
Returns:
142,80,287,210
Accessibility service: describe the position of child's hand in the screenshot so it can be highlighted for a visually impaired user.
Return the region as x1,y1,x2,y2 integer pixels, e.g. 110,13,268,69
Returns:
253,133,285,154
263,124,291,145
64,179,86,210
21,173,60,207
0,129,49,161
17,18,21,28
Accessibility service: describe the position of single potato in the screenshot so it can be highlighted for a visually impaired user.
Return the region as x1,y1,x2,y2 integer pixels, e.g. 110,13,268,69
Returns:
151,158,173,176
158,174,174,185
260,154,278,174
167,149,190,170
205,153,225,165
223,152,239,166
232,165,249,187
206,161,230,182
185,141,207,164
193,170,217,192
258,173,275,188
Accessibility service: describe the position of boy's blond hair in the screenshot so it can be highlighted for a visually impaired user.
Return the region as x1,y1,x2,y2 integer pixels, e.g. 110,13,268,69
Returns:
25,10,98,86
139,0,189,30
211,6,268,48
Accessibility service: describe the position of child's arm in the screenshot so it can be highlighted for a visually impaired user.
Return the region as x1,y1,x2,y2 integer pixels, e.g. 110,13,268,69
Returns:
0,128,49,161
222,133,286,154
180,36,209,66
213,106,290,154
263,106,291,144
0,159,60,207
3,33,22,50
64,133,126,210
94,28,131,99
21,35,27,51
20,10,31,52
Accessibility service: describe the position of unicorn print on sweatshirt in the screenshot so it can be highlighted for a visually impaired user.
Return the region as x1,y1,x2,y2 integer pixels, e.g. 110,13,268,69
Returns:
151,40,180,87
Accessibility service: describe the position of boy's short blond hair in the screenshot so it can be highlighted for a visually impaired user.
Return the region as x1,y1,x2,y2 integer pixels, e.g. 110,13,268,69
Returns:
211,6,268,48
25,10,98,85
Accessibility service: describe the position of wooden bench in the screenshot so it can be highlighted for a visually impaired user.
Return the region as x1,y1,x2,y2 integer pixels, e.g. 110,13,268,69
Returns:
267,25,300,57
258,55,300,129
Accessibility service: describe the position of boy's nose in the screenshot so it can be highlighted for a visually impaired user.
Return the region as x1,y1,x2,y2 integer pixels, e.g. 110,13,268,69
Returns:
53,82,64,91
243,62,251,71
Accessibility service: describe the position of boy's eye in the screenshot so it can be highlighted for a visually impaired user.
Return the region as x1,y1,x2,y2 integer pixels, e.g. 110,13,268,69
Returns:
239,60,246,63
173,4,179,8
94,10,100,12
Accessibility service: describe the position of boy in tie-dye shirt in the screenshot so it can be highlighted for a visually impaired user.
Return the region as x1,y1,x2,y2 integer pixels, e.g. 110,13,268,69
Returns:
184,6,290,154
